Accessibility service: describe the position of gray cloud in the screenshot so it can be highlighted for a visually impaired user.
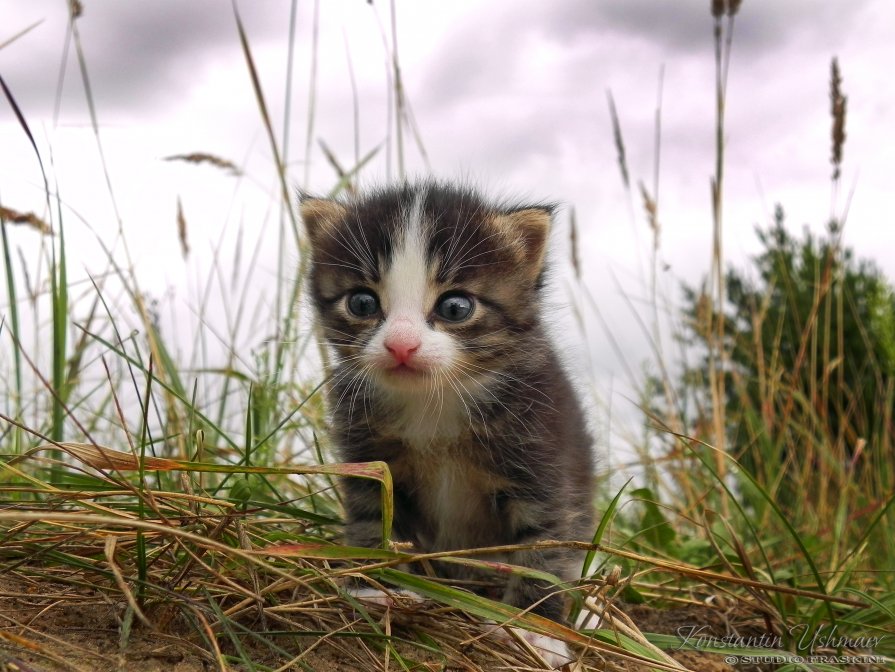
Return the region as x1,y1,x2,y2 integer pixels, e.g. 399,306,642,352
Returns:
517,0,866,57
0,1,287,118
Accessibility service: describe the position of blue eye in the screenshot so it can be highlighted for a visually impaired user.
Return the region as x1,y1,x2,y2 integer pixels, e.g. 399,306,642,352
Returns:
435,293,474,322
347,291,380,317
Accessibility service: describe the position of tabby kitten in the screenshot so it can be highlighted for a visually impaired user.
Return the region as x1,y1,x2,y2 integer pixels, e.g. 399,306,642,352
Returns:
302,181,593,666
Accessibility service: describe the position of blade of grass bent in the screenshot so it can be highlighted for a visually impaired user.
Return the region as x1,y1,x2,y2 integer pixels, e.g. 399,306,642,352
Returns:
379,569,686,671
582,477,632,579
14,443,394,548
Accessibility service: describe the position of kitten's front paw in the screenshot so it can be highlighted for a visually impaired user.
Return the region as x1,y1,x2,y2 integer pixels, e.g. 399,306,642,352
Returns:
348,586,425,608
502,627,574,669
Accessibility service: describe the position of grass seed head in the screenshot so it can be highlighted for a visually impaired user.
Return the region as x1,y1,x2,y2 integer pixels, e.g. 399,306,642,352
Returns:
639,181,660,249
712,0,743,17
830,57,847,180
607,91,630,190
569,207,581,281
176,196,190,258
164,152,241,176
0,206,52,235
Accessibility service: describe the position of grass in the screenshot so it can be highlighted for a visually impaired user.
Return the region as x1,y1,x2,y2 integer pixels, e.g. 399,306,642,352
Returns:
2,2,894,671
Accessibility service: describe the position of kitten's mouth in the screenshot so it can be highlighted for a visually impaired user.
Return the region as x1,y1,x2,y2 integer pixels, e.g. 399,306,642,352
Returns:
385,363,428,379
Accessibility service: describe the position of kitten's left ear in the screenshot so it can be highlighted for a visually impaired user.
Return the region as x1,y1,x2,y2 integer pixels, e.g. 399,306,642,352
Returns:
492,207,552,278
300,196,348,246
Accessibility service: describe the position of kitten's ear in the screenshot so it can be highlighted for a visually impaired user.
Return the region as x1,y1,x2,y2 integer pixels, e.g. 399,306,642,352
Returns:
300,197,347,246
493,207,552,278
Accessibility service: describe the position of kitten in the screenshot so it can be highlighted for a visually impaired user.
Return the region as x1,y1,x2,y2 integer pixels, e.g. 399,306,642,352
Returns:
302,181,594,667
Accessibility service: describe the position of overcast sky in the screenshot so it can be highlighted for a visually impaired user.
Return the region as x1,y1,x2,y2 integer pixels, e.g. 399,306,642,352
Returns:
2,1,893,449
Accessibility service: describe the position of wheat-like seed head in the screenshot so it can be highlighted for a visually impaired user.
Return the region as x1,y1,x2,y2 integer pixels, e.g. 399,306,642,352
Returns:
164,152,242,176
176,196,190,258
711,0,743,17
0,206,52,235
830,58,847,181
568,207,581,281
638,181,660,249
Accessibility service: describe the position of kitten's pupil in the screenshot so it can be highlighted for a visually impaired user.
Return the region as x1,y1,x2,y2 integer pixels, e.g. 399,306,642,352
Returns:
436,294,474,322
347,290,379,318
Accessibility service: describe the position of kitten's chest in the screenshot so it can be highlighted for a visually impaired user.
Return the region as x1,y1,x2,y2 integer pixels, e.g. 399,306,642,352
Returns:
378,389,477,449
393,447,510,551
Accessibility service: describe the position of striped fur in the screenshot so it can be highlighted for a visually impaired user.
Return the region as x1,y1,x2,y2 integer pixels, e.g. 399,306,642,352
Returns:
302,181,594,625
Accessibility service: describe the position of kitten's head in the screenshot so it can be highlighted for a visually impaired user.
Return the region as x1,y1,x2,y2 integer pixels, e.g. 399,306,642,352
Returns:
301,182,552,397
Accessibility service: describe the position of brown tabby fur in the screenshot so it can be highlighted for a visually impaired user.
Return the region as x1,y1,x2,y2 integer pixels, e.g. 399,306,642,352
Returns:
302,181,593,623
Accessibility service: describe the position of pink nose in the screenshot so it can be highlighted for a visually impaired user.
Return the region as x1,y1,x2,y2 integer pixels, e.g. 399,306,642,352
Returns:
384,317,422,365
384,335,421,365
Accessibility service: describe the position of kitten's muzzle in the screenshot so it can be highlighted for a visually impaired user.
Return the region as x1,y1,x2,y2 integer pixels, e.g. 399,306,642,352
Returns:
383,318,422,366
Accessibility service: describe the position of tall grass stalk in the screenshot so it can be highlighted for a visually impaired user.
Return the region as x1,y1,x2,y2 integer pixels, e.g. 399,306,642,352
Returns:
0,203,23,454
49,185,67,456
302,0,320,190
3,63,55,440
706,2,741,504
389,0,405,179
276,0,299,347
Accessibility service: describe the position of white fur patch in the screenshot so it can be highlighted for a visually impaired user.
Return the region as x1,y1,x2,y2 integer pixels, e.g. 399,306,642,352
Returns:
368,189,446,373
348,586,425,607
502,627,574,668
359,188,476,447
575,607,601,631
383,191,430,318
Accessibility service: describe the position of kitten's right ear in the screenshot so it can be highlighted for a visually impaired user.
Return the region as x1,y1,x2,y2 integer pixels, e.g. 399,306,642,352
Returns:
299,196,347,245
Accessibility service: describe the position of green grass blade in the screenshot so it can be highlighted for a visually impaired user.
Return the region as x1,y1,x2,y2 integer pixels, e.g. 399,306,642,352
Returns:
50,204,67,446
581,477,632,578
0,209,23,453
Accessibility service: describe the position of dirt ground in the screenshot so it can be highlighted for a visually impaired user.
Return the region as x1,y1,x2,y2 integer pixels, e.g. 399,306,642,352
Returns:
0,573,775,672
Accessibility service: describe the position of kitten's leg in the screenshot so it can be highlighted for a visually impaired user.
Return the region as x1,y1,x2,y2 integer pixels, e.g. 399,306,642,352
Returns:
342,478,388,550
502,544,572,620
496,546,575,669
500,497,576,619
497,500,580,667
341,478,424,605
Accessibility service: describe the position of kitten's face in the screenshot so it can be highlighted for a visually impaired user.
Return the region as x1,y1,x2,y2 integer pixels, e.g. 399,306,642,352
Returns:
302,184,551,400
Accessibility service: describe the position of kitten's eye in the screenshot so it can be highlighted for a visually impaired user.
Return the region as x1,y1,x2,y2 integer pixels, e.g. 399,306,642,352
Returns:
435,293,474,322
347,291,380,318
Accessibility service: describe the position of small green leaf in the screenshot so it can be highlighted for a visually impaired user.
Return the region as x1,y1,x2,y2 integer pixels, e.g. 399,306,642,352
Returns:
632,487,676,550
230,478,254,503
